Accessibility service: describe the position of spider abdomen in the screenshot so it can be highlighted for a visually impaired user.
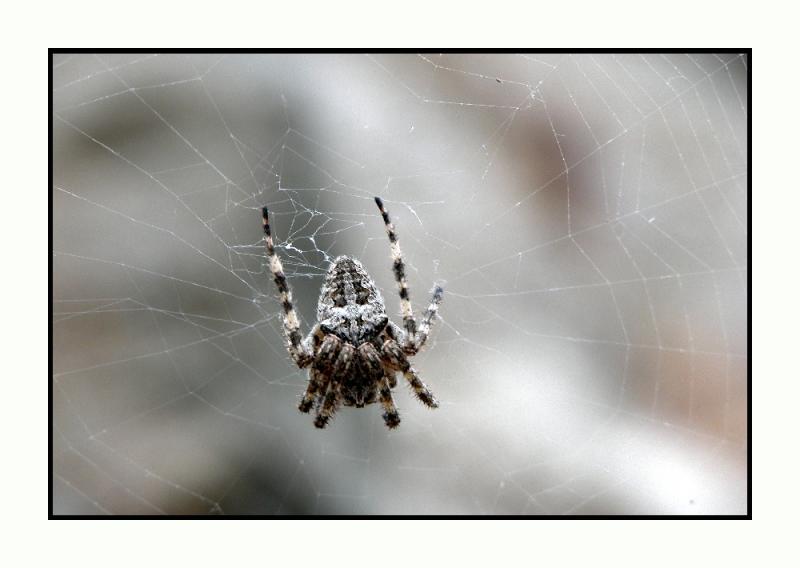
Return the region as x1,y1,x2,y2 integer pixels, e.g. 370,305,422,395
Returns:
317,255,389,345
318,256,385,312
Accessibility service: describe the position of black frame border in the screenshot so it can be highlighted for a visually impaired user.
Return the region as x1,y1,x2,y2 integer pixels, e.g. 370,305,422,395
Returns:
49,48,752,520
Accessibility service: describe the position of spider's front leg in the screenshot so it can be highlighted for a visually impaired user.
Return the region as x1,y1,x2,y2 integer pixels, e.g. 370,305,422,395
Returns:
262,207,313,368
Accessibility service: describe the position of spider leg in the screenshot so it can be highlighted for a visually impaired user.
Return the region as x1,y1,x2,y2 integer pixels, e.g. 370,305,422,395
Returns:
414,285,444,352
379,375,401,428
298,368,327,413
386,321,416,357
303,334,340,418
357,342,383,376
297,327,327,412
337,342,356,376
314,334,341,374
402,366,439,408
313,375,331,411
374,197,417,343
314,381,341,429
312,338,354,428
262,207,312,368
387,288,442,354
386,322,407,344
382,339,439,409
381,328,403,385
355,342,385,408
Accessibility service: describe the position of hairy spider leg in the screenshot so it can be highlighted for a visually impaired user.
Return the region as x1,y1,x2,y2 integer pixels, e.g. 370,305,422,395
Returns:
315,334,341,373
382,339,439,408
314,382,341,429
374,197,417,341
402,366,439,408
313,375,331,412
358,342,383,375
379,376,401,428
314,335,355,428
314,346,355,428
262,207,311,367
298,368,326,413
415,285,444,352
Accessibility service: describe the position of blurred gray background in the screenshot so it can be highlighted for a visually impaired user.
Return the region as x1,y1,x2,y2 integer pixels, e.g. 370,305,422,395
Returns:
52,53,748,515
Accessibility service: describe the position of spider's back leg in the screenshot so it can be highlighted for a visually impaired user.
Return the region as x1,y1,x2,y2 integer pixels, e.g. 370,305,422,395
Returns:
374,197,417,342
262,207,311,367
374,197,444,353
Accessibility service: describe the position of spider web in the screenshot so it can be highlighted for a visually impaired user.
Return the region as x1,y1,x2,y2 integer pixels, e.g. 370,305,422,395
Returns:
52,52,748,515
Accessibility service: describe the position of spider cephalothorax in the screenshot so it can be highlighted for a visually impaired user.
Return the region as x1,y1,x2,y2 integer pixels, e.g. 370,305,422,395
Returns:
261,197,443,429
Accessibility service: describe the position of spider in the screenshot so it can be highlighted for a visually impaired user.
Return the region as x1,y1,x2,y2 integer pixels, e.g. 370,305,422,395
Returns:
261,197,443,429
